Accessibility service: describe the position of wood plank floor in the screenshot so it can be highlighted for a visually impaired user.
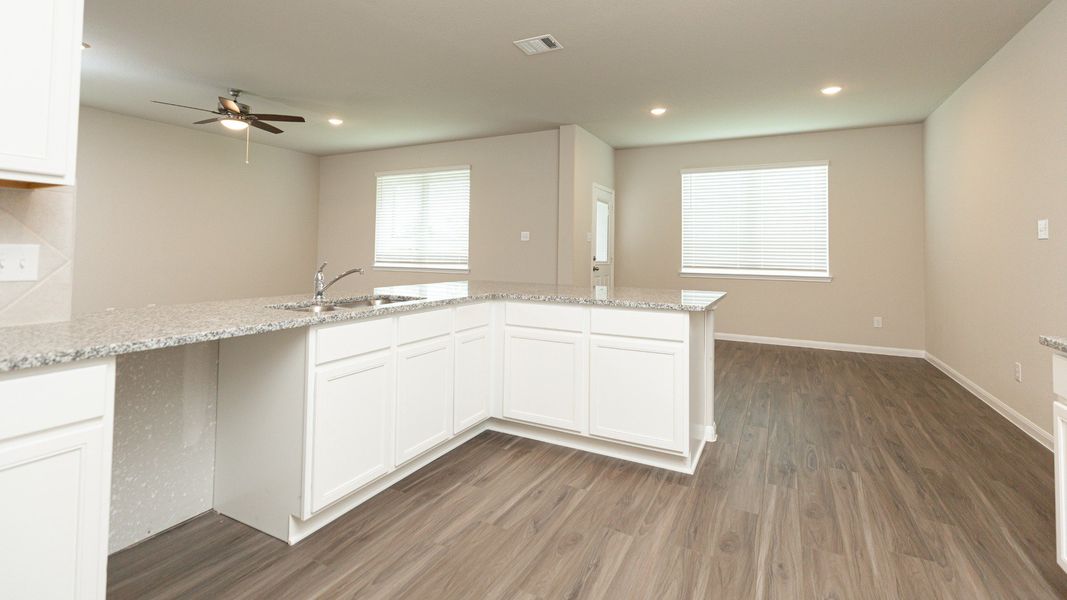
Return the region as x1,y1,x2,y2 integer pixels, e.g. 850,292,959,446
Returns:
107,341,1067,599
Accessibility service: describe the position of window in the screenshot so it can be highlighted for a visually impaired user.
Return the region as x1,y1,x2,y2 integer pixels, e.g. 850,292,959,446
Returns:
374,166,470,271
681,161,829,280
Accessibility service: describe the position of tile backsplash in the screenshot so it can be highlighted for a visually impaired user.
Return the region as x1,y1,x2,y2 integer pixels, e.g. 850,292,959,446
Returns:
0,186,75,325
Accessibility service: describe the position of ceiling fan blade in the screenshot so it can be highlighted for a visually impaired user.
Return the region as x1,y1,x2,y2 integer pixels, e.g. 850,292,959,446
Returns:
250,120,283,134
193,117,220,124
152,100,219,114
249,114,306,123
219,96,242,114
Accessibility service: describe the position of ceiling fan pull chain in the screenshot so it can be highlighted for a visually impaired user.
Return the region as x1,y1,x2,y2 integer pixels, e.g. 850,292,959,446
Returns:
245,126,250,164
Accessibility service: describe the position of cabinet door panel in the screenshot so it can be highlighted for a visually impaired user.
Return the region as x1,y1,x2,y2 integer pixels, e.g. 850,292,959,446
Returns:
1055,400,1067,574
0,0,82,181
310,353,393,513
589,337,687,452
0,424,106,599
503,327,586,432
454,327,491,433
396,338,453,464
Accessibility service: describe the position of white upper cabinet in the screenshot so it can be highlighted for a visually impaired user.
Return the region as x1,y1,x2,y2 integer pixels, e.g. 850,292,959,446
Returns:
0,0,84,186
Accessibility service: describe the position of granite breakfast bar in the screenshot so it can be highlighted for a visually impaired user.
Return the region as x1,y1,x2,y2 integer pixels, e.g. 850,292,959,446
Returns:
0,281,725,595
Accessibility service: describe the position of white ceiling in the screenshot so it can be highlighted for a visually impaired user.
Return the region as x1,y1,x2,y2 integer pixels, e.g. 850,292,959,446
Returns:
80,0,1049,156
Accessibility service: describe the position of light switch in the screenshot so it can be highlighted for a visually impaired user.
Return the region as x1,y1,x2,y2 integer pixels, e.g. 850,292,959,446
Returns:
0,244,40,282
1038,219,1049,240
520,231,530,241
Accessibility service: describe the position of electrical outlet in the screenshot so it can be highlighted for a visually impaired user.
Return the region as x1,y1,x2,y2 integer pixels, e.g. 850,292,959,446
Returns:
873,316,883,328
1038,219,1049,240
520,231,530,242
1014,362,1023,382
0,244,40,282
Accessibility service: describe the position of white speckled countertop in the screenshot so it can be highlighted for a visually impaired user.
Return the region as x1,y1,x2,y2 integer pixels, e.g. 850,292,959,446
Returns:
1040,335,1067,353
0,281,726,372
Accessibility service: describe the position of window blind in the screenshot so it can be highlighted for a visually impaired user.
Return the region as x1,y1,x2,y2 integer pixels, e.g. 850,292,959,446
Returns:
374,166,470,271
681,162,829,278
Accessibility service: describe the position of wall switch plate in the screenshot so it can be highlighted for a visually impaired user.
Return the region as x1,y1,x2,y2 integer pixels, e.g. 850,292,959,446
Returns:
1038,219,1049,240
520,231,530,241
0,244,40,282
586,232,593,242
1014,362,1023,382
873,316,883,328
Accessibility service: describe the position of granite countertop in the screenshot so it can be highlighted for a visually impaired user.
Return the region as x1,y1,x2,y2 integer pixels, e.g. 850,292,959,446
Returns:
0,281,726,372
1040,335,1067,353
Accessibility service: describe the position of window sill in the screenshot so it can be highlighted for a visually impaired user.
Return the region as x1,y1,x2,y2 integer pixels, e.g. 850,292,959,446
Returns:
679,270,832,283
374,264,470,274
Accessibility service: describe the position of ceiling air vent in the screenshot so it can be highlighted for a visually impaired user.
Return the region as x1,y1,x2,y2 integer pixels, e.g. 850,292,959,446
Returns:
513,34,563,55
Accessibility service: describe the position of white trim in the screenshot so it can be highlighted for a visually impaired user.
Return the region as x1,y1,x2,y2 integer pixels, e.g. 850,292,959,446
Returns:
705,424,717,442
680,270,833,283
373,264,470,274
714,332,925,358
925,353,1053,451
681,159,830,175
374,164,470,177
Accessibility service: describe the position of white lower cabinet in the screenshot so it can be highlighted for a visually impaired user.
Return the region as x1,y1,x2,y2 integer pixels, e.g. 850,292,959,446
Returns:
1055,399,1067,573
503,327,587,432
310,351,394,513
0,360,114,600
396,336,454,465
589,336,687,453
454,326,492,433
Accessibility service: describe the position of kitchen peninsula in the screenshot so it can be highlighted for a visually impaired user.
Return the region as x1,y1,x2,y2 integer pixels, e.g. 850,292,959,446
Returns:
0,280,723,597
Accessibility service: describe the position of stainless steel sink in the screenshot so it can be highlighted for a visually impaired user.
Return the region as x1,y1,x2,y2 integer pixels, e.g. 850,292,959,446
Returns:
273,295,422,313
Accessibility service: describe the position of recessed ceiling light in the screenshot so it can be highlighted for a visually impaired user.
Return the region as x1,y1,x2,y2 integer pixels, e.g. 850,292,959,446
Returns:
220,118,249,131
328,117,344,126
81,42,91,49
650,107,668,116
821,85,843,96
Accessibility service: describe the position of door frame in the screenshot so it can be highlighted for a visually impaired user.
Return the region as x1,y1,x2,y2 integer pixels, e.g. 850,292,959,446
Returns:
591,183,615,286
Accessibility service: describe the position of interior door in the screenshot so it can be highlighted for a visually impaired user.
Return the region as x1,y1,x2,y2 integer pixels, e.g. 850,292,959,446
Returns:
592,184,615,287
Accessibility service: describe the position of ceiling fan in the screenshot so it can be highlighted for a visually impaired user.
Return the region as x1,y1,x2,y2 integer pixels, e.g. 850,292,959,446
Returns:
152,89,305,134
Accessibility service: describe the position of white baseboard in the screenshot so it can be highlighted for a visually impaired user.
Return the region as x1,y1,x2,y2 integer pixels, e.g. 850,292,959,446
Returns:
925,353,1053,450
714,332,926,358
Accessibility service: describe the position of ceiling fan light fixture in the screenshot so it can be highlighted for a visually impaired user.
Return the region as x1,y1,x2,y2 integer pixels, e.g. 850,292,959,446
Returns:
328,117,344,126
220,118,249,131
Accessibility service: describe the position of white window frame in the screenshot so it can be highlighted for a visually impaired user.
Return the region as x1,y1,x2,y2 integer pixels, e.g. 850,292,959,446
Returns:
679,160,832,282
373,165,471,274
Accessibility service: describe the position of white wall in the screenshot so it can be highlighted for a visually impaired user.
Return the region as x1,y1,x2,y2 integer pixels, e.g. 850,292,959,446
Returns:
615,124,927,351
318,129,559,295
557,125,615,285
74,107,320,313
73,107,321,552
925,0,1067,437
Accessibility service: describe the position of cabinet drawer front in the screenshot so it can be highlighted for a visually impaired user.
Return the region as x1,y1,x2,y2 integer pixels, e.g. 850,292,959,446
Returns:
1054,354,1067,399
0,362,110,442
506,302,586,332
315,318,393,365
454,302,491,332
398,308,453,345
591,307,687,342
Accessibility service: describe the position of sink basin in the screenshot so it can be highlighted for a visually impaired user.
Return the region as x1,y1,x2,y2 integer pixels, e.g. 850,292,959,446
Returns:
332,297,409,308
272,295,423,313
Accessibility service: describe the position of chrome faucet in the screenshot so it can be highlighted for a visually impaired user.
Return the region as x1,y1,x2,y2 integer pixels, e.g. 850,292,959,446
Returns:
313,261,364,303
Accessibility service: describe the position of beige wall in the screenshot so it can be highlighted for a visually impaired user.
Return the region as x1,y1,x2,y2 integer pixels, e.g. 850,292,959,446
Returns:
615,124,927,350
925,0,1067,435
74,107,320,314
318,129,559,295
557,125,615,285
